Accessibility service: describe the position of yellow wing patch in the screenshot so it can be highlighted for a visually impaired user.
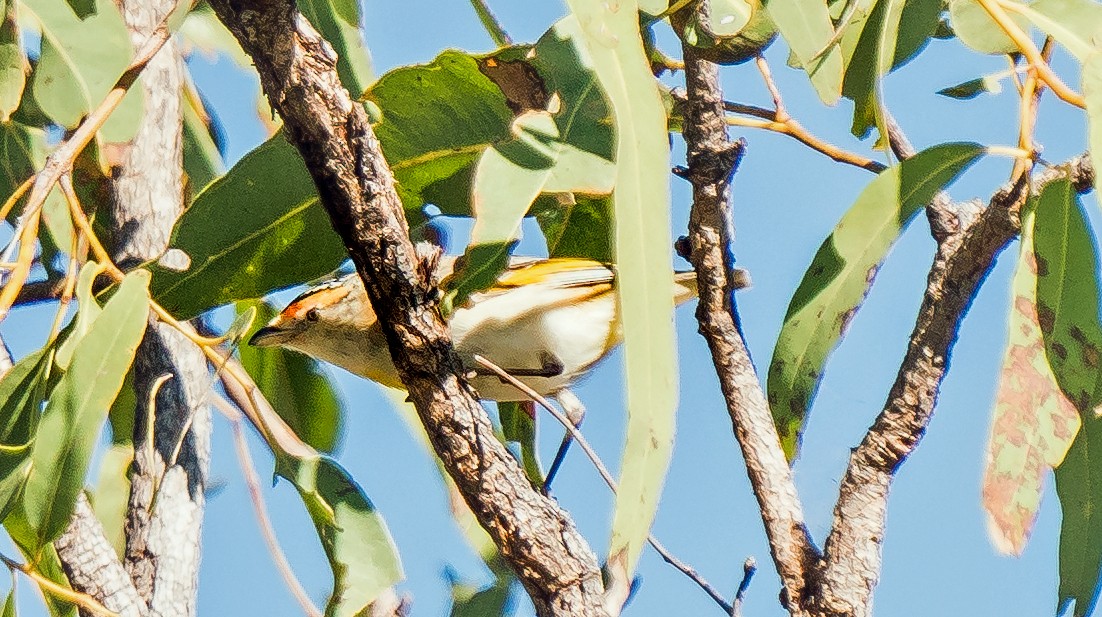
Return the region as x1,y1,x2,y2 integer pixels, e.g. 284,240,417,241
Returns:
494,258,614,290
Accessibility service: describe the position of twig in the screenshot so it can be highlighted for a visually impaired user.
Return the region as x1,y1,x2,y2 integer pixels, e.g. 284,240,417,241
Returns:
468,0,511,47
472,355,735,615
680,31,819,613
754,56,787,122
0,553,119,617
724,116,886,172
1012,37,1053,182
213,395,324,617
977,0,1085,108
731,557,755,617
0,15,173,322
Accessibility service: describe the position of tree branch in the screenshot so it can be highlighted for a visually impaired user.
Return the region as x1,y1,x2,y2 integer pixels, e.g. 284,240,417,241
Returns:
55,495,144,617
679,39,820,615
204,2,606,614
815,155,1095,616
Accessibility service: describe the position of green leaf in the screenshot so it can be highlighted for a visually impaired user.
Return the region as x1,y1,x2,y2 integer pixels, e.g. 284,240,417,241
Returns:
449,574,512,617
149,134,347,319
25,0,143,143
277,455,402,617
450,16,615,303
982,201,1080,556
1,589,14,617
1057,417,1102,617
768,142,985,459
366,50,514,217
937,73,1005,99
565,0,677,578
1,538,75,617
0,0,25,121
1034,178,1102,411
299,0,374,98
765,0,844,104
90,442,131,558
0,123,71,254
498,401,541,487
237,301,344,453
0,348,53,522
535,194,614,262
839,0,915,141
20,270,149,549
1017,0,1102,62
181,89,225,199
55,262,105,370
1086,55,1102,211
948,0,1026,54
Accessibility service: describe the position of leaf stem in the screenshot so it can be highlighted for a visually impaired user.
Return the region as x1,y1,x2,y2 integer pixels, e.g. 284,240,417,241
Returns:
468,0,512,47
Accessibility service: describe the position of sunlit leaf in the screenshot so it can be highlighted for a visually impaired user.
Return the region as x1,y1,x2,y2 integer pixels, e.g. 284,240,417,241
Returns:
149,134,347,319
55,262,106,370
565,0,676,579
765,0,844,104
238,301,344,453
178,2,252,67
1016,0,1102,62
982,201,1079,556
276,454,402,616
0,347,53,522
768,142,985,459
1086,55,1102,211
181,87,225,199
948,0,1026,54
535,194,614,262
20,270,149,550
0,0,26,121
25,0,143,143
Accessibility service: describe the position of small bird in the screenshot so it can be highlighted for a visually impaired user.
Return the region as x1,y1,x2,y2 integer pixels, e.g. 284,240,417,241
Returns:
248,257,701,401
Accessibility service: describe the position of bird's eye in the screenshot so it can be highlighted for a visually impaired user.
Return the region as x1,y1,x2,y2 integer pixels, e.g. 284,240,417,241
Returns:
306,308,320,322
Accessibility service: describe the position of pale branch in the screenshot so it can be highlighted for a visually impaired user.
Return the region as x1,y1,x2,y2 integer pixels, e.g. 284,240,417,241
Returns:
204,2,606,615
112,1,210,614
55,495,145,617
679,39,819,615
814,155,1095,616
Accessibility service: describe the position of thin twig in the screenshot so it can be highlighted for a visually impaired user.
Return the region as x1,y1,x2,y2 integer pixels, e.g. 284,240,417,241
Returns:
724,116,886,172
730,557,755,617
468,0,511,47
212,396,323,617
472,355,735,614
754,56,787,122
0,553,119,617
978,0,1085,108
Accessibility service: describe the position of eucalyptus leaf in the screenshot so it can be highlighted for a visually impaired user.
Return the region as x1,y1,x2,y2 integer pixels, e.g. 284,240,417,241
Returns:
765,0,844,104
948,0,1026,54
565,0,677,579
20,271,149,549
768,143,985,459
0,0,26,121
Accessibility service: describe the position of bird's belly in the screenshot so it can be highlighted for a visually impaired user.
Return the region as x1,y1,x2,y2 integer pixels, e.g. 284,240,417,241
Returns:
451,292,619,400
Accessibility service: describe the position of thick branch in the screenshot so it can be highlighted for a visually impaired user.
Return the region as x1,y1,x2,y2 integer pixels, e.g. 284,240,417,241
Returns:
679,45,819,614
816,156,1095,616
205,2,605,614
55,495,145,617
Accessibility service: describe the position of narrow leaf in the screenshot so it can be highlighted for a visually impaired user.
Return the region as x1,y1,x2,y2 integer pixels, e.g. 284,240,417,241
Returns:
937,74,1005,99
499,401,542,487
768,142,985,459
0,0,25,121
20,270,149,549
565,0,677,578
765,0,844,104
1057,421,1102,617
0,347,53,521
982,202,1079,556
948,0,1026,54
278,455,402,617
181,88,225,198
1017,0,1102,62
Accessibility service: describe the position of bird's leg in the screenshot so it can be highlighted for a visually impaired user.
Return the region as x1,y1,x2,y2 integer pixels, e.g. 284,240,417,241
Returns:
542,387,586,495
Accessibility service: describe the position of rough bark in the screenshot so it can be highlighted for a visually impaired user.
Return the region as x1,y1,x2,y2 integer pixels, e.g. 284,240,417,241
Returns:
204,2,606,615
111,1,211,615
679,46,820,615
55,495,145,617
815,157,1095,616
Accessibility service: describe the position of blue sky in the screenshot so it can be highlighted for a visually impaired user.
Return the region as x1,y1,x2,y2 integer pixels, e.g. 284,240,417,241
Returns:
5,0,1095,615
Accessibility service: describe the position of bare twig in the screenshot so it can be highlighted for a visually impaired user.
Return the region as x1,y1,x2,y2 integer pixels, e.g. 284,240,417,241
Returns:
731,557,756,617
472,355,735,614
680,27,819,616
212,396,323,617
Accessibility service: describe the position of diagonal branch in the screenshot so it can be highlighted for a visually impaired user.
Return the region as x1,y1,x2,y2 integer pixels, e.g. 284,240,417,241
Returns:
815,156,1095,616
204,2,606,615
679,39,820,615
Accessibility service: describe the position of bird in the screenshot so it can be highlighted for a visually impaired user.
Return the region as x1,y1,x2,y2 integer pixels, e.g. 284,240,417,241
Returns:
248,256,701,402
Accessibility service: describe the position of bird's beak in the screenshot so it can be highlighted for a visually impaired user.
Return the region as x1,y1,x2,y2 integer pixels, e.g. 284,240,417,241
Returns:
248,325,289,347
